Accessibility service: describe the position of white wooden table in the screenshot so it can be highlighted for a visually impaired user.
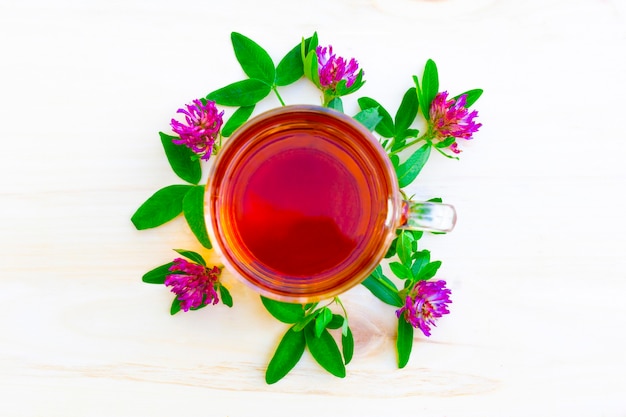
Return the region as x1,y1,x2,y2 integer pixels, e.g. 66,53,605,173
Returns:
2,0,625,415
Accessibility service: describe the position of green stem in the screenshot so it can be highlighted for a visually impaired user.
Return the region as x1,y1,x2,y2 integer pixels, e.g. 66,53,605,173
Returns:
389,133,430,155
305,302,319,314
272,86,286,107
322,90,337,107
334,297,349,321
322,299,335,308
212,134,224,155
385,137,396,153
432,145,460,160
374,275,400,294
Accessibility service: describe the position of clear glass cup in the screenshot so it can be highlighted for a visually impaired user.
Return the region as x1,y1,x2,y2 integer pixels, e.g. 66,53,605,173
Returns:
205,105,456,302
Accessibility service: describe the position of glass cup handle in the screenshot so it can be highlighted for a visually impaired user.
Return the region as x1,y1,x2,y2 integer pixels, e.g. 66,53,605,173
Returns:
400,201,457,233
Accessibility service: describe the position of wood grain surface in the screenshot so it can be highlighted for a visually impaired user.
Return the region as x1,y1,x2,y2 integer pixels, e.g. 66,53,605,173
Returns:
2,0,625,416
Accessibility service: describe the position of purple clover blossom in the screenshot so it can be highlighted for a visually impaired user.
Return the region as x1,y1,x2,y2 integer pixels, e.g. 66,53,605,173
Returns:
429,91,482,154
316,45,360,91
396,280,452,337
164,258,221,311
170,99,224,161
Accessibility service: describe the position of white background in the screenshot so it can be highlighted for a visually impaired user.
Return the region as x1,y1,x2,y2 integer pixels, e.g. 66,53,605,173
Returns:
2,0,625,416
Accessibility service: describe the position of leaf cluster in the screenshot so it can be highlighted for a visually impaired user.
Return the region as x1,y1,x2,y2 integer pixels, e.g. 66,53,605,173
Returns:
361,229,443,368
142,249,233,314
356,59,484,184
207,32,318,135
358,88,419,151
130,133,211,249
261,297,353,384
356,87,431,188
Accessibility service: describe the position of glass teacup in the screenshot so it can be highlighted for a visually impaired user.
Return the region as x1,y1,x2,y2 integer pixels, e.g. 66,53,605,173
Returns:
205,105,455,302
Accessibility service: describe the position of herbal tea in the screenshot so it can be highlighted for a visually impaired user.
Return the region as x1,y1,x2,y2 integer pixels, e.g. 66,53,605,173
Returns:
207,107,397,300
236,145,361,276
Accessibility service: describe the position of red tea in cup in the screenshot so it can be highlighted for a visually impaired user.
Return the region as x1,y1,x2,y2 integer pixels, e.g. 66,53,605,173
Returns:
206,106,454,302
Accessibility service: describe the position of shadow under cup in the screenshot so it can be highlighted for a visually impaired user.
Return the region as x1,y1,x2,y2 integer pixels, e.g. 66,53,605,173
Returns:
206,105,401,302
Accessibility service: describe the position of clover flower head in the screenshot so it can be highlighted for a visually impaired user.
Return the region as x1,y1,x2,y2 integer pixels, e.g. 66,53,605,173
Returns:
316,45,360,91
170,99,224,160
164,258,221,311
429,91,482,153
396,280,452,337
